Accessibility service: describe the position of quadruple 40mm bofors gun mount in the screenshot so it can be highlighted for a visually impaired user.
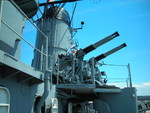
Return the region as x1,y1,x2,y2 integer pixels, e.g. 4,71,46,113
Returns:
53,31,127,85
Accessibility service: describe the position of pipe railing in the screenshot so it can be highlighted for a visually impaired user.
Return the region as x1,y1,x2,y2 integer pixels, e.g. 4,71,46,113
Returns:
2,1,50,113
1,0,48,58
100,63,133,87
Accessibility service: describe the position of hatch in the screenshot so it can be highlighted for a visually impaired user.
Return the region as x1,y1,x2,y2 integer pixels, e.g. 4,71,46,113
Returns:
0,86,10,113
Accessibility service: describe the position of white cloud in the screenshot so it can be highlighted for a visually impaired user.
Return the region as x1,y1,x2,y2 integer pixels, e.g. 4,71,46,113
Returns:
107,82,128,88
107,82,150,96
132,82,150,95
143,82,150,86
133,82,150,87
133,84,142,87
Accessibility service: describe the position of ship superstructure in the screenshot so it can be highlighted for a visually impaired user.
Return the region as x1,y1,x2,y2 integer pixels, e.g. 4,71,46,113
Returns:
0,0,148,113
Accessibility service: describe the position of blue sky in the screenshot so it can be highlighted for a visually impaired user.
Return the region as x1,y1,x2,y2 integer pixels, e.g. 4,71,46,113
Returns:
21,0,150,95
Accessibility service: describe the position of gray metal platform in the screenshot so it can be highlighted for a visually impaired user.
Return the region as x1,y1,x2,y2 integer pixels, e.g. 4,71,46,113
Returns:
56,84,121,94
0,50,44,86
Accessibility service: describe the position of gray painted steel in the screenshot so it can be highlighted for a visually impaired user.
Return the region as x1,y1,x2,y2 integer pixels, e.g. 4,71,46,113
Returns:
0,0,26,59
32,7,72,70
94,87,138,113
0,50,44,113
0,1,42,113
0,1,142,113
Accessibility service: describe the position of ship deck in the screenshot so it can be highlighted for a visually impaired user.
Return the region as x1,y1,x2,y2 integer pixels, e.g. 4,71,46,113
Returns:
0,50,44,86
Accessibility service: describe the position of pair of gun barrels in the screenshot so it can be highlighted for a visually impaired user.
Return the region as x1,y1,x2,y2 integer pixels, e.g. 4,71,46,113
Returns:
78,31,127,61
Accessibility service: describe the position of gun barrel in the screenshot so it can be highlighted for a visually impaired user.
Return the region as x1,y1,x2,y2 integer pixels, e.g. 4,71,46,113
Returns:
94,43,127,61
82,32,119,54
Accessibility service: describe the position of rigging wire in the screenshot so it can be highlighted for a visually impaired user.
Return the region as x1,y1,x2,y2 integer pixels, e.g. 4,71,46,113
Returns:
38,7,43,16
70,2,77,26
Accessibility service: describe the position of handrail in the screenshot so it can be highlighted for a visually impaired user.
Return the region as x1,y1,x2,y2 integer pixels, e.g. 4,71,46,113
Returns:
1,0,49,58
99,63,132,87
1,20,47,57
